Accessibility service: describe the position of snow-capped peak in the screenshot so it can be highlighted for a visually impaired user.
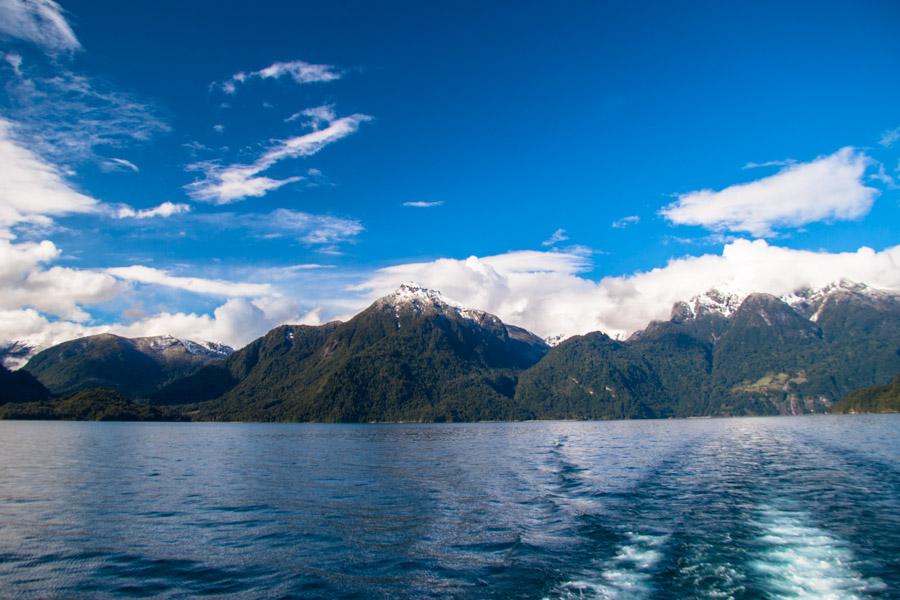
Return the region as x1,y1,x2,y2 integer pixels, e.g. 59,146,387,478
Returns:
544,334,570,347
377,283,502,326
381,283,450,308
780,279,894,321
674,288,744,321
671,279,897,324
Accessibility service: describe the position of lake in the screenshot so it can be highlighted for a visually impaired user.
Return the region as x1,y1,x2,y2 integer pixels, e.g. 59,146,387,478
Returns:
0,416,897,598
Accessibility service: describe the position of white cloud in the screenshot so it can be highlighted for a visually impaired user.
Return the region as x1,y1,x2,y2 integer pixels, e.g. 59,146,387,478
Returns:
4,70,169,164
187,209,362,253
100,157,139,173
0,117,99,235
286,104,336,128
611,215,640,228
114,201,191,219
268,209,363,246
0,0,80,52
541,228,569,246
4,50,23,74
870,162,898,189
185,113,371,204
403,200,443,208
356,240,900,340
0,239,122,321
879,126,900,148
742,158,796,170
661,147,878,237
220,60,341,94
105,265,274,297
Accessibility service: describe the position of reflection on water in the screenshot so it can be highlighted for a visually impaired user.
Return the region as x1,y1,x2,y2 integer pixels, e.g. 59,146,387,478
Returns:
0,416,897,598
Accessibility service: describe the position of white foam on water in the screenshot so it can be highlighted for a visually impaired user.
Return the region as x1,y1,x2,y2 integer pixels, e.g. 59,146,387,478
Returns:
751,507,886,600
547,532,668,599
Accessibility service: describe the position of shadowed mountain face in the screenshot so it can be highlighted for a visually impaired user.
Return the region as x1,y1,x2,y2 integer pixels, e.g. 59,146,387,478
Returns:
831,374,900,414
0,365,51,404
515,282,900,418
194,285,550,422
23,334,233,398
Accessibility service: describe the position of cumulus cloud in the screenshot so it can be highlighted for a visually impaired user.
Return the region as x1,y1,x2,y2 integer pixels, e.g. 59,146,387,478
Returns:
0,117,99,235
611,215,640,228
185,113,371,204
114,201,191,219
112,298,289,349
0,0,80,52
356,240,900,340
0,239,123,321
105,265,274,297
661,147,878,237
403,200,443,208
541,228,569,246
219,60,341,94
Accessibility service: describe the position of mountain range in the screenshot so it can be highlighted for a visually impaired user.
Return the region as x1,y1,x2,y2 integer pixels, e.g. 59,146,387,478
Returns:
1,281,898,421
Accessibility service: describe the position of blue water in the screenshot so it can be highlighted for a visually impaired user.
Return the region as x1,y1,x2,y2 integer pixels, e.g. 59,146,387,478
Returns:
0,416,897,599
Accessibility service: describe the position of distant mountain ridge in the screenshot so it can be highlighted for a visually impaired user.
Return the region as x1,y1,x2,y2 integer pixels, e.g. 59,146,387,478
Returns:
22,333,234,398
2,281,898,421
520,280,900,419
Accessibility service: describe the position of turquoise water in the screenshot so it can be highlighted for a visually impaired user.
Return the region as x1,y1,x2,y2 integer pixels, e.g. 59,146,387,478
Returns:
0,416,897,598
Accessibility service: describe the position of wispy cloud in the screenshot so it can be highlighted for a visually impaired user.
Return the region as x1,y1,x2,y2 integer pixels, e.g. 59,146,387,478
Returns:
218,60,341,94
191,209,364,252
612,215,640,228
100,157,139,173
869,162,898,189
542,228,569,246
403,200,443,208
4,51,23,75
0,0,80,52
285,104,335,128
4,69,169,164
114,201,191,219
742,158,796,170
661,147,877,237
879,126,900,148
185,113,372,204
106,265,274,297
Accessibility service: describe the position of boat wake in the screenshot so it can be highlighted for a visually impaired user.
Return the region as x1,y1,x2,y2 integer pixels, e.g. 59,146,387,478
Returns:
751,506,886,600
547,531,668,599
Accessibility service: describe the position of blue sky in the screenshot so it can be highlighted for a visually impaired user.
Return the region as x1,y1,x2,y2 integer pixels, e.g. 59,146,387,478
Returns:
1,0,899,355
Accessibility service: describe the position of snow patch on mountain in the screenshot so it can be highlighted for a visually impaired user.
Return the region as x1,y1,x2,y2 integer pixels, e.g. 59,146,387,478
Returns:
133,335,234,359
673,279,898,323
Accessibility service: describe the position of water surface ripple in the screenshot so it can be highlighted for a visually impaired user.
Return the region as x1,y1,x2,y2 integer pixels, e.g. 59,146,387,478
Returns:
0,416,897,598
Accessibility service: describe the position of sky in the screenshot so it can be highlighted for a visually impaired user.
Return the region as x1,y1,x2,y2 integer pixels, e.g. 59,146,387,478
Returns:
1,0,899,358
